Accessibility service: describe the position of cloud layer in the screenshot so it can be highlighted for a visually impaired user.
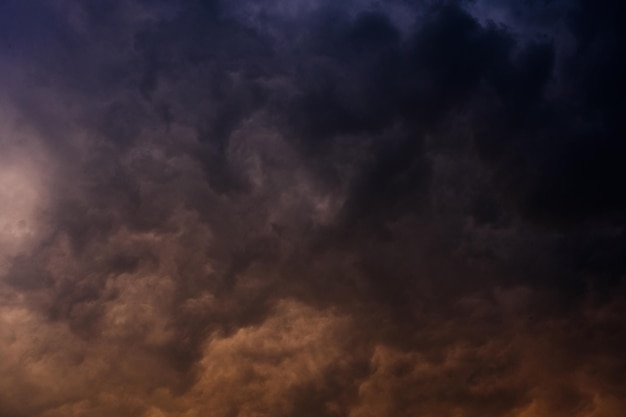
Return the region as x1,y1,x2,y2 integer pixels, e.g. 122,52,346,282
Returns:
0,0,625,416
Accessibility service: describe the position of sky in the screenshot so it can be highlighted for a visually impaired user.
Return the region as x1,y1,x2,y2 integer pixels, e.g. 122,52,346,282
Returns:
0,0,625,416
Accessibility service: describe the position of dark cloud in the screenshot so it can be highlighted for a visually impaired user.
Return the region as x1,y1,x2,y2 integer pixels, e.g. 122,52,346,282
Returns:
0,0,624,416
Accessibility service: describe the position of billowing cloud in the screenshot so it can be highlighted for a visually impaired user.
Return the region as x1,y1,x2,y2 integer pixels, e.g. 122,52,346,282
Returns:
0,0,624,416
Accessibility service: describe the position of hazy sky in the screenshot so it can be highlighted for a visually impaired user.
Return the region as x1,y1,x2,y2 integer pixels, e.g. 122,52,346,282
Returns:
0,1,625,416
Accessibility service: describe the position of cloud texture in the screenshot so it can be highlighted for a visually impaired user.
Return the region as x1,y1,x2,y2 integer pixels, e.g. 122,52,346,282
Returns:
0,0,625,416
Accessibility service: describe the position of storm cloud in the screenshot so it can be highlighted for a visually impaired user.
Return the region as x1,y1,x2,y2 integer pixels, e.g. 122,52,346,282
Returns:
0,0,625,416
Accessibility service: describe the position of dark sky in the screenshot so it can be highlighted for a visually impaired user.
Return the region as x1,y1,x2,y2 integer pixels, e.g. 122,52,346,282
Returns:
0,1,625,416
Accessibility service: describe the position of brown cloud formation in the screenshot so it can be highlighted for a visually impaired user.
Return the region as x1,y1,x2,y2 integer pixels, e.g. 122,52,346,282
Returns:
3,282,624,416
0,0,625,416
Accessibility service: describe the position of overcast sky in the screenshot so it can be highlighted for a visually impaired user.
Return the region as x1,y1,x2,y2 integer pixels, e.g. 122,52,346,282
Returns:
0,1,625,416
